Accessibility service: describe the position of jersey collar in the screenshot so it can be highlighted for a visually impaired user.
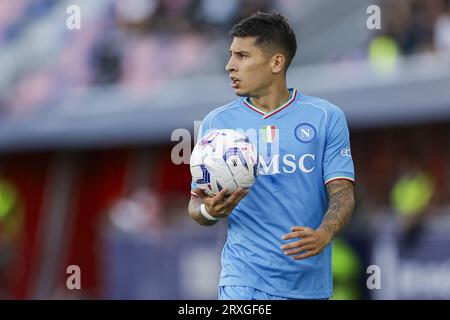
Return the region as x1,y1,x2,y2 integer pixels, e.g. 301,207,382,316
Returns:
243,88,298,119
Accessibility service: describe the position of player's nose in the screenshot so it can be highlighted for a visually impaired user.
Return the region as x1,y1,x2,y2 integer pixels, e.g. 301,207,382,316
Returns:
225,58,236,73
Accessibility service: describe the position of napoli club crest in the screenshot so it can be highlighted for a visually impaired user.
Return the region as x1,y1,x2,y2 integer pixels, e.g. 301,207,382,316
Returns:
294,123,316,143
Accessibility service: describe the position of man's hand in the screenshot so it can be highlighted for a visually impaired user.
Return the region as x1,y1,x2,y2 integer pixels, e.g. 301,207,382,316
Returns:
193,187,249,219
280,180,355,260
280,226,333,260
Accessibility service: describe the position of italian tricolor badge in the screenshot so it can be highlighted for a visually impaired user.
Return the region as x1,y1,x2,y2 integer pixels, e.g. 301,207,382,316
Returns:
262,125,277,143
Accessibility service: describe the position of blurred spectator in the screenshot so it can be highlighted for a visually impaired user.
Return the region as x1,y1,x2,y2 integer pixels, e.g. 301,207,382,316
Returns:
0,0,27,44
4,69,56,117
331,237,363,300
378,0,450,55
119,35,171,95
114,0,159,32
90,29,124,85
368,35,400,75
390,153,435,245
0,179,24,299
189,0,240,34
107,189,164,235
434,6,450,51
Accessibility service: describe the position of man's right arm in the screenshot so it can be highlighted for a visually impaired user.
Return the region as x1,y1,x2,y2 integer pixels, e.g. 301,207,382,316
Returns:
188,195,219,226
188,187,249,226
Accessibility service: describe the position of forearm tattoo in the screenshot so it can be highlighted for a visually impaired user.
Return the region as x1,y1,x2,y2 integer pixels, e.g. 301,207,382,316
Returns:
321,180,355,239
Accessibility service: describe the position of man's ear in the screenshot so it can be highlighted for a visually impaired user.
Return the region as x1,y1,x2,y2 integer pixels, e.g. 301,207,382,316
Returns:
271,53,286,74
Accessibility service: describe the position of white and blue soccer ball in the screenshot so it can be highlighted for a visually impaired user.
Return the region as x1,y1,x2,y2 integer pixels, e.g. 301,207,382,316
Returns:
190,129,258,196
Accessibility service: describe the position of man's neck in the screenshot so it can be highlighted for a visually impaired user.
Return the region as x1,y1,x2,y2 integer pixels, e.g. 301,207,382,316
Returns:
248,85,291,114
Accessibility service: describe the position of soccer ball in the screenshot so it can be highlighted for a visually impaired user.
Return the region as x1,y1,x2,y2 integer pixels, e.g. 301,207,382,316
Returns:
190,129,258,196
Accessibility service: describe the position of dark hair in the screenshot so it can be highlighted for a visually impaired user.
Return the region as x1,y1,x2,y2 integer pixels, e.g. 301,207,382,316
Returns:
230,11,297,71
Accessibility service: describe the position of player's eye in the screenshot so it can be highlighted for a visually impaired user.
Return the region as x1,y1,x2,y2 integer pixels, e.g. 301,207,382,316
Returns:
229,52,247,58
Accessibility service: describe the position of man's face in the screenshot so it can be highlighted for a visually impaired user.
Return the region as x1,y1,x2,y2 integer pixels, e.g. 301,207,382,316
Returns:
225,36,274,97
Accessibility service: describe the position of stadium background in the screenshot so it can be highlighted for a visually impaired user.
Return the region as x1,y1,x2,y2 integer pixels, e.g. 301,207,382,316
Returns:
0,0,449,299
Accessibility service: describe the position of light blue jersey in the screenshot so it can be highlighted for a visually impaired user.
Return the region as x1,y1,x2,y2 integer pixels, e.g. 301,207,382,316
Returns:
191,88,355,299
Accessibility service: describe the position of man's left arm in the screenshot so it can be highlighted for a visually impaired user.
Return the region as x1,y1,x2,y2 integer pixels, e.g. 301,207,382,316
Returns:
318,179,355,241
281,179,355,260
